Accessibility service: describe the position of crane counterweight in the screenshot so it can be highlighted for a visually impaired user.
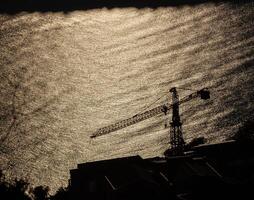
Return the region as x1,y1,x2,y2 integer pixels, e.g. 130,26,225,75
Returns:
198,88,210,100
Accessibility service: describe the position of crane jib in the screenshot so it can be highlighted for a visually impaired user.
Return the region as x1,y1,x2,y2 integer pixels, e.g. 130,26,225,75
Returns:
90,103,170,138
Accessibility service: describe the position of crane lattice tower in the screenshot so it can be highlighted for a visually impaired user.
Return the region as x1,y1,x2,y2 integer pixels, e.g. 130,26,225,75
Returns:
169,87,185,155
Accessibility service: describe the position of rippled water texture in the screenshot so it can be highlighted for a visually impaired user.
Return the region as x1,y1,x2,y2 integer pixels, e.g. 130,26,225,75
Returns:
0,2,254,190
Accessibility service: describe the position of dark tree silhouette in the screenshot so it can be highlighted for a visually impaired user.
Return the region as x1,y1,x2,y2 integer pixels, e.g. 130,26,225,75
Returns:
0,170,71,200
50,187,70,200
33,186,50,200
184,136,207,151
230,119,254,141
0,170,32,200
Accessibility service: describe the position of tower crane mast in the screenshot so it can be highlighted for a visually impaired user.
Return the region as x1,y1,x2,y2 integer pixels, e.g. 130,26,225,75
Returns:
169,87,185,155
90,87,210,140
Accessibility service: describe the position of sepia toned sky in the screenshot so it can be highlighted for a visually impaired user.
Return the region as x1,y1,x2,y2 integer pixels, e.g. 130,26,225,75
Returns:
0,1,253,191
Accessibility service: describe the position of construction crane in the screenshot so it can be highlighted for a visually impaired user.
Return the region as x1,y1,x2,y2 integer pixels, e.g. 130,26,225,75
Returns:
90,87,210,154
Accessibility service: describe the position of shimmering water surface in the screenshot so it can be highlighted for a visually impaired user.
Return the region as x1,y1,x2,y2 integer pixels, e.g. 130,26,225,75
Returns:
0,2,254,190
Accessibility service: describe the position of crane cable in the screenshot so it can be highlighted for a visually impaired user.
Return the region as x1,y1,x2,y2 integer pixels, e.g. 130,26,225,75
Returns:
136,86,197,115
136,92,169,115
177,87,197,91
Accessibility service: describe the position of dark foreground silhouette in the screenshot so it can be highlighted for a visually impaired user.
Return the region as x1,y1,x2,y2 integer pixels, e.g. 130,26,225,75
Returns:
1,119,254,200
0,0,252,14
0,172,69,200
